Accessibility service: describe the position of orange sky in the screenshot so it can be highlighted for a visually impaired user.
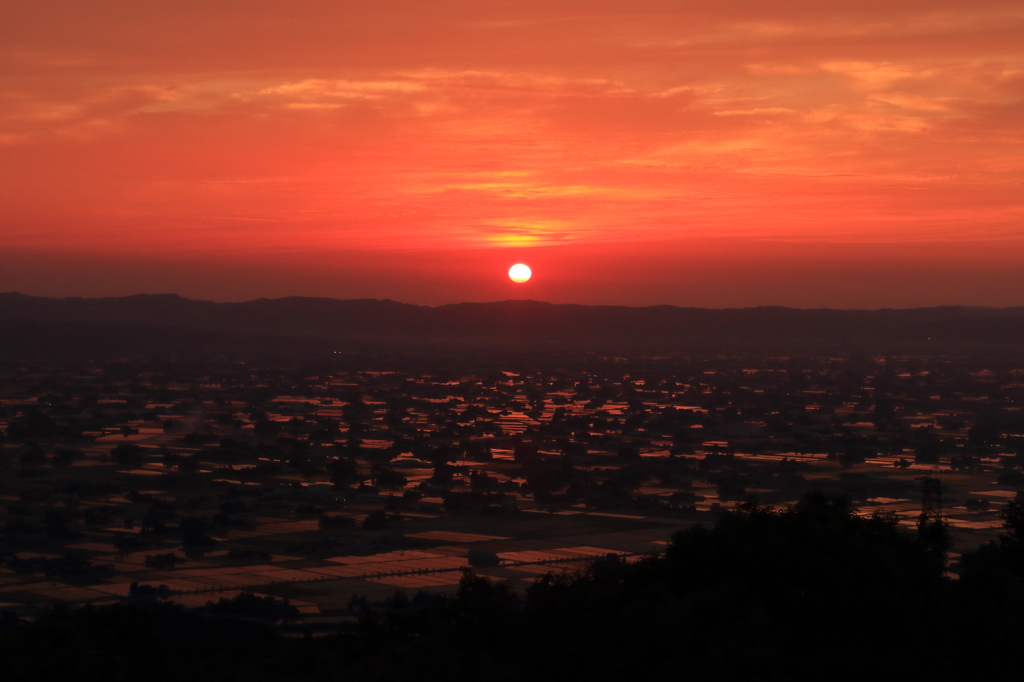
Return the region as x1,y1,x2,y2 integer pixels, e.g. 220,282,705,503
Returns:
2,0,1023,307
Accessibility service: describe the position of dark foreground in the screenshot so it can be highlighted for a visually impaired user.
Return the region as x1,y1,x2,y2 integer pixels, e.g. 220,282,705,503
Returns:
3,494,1023,681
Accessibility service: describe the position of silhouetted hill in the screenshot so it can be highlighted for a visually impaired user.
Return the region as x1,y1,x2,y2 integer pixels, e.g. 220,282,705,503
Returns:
2,292,1023,357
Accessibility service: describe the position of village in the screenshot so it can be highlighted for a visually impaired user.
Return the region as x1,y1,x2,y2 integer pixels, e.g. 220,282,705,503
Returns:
2,353,1022,632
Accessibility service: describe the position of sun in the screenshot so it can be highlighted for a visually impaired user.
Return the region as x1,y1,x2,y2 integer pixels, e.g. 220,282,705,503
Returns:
508,263,532,283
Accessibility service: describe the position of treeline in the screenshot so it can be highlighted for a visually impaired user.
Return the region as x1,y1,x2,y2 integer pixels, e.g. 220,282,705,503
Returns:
3,494,1024,681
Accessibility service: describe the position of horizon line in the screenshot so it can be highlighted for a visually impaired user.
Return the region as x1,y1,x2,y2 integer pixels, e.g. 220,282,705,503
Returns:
3,291,1021,313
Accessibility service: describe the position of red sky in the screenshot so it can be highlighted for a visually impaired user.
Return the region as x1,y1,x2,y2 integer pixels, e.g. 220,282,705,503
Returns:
2,0,1022,307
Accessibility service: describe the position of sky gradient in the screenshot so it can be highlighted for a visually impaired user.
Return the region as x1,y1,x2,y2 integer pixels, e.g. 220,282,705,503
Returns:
2,0,1023,307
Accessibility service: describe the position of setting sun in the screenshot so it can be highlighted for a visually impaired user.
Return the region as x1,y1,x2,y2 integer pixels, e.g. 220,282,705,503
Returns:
508,264,532,283
2,0,1022,308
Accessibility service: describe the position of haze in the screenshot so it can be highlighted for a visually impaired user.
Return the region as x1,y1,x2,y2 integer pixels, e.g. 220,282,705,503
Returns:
2,0,1022,307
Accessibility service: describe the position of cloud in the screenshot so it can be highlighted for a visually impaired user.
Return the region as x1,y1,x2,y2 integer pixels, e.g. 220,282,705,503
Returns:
0,0,1022,304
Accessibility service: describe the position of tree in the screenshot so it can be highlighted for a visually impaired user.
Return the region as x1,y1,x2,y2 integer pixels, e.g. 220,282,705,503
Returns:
1001,498,1024,543
363,509,389,530
371,466,407,491
52,447,84,466
19,445,46,468
111,443,143,468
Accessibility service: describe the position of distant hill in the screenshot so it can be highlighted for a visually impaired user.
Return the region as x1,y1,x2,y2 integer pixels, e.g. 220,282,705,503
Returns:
2,292,1023,358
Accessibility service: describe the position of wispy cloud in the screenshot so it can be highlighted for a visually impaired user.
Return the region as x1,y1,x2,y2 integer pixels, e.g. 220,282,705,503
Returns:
1,0,1022,304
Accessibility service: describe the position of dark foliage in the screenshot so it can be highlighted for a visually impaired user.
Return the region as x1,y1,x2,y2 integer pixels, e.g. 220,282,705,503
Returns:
203,591,299,620
3,493,1024,681
111,443,144,468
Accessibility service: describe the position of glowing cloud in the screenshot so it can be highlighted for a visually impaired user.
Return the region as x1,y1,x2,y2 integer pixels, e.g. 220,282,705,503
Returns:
1,0,1022,306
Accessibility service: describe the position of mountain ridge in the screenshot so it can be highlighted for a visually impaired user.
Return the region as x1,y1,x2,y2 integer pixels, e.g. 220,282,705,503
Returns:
3,291,1023,356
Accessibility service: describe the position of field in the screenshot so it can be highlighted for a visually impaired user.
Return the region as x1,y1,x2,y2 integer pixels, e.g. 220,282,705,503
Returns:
2,354,1021,630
